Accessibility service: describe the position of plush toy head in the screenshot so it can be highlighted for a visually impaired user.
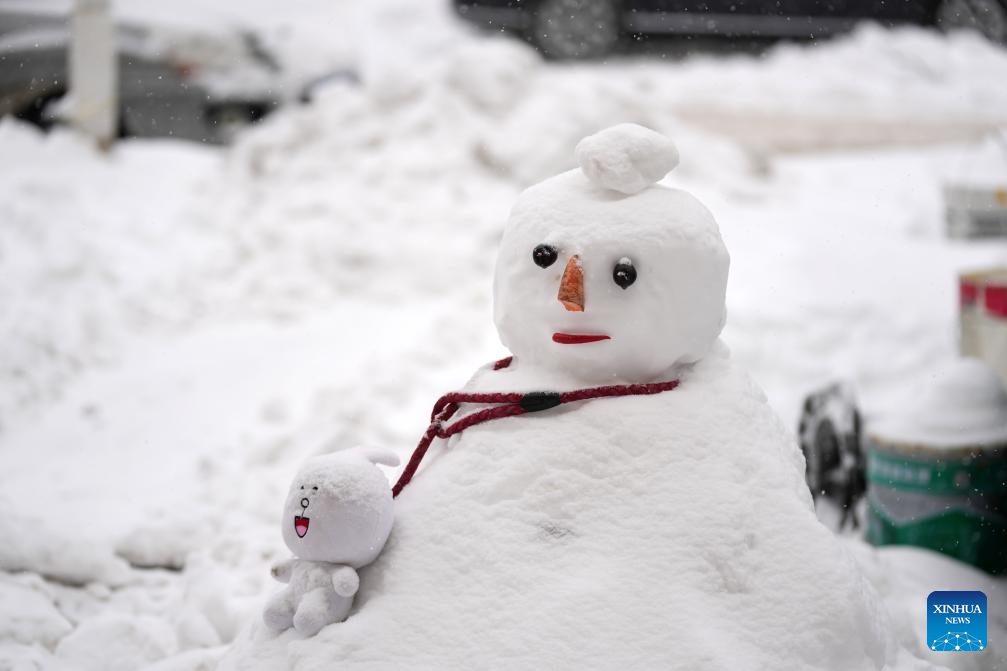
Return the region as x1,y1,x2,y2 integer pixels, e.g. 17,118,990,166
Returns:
281,448,399,567
493,123,730,383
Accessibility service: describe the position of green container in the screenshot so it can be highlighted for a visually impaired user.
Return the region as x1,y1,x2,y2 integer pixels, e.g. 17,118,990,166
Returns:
866,435,1007,575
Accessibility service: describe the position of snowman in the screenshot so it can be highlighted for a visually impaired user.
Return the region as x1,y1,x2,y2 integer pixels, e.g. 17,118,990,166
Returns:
228,124,925,670
262,448,398,637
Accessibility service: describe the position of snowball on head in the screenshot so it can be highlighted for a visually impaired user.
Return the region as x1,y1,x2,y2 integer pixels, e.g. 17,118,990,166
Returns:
493,125,729,383
281,447,398,567
575,123,679,195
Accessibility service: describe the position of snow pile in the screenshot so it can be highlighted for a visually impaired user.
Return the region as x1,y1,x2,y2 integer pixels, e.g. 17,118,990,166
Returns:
226,348,919,670
0,120,219,431
666,25,1007,123
869,358,1007,447
55,614,179,671
0,503,130,586
0,577,72,649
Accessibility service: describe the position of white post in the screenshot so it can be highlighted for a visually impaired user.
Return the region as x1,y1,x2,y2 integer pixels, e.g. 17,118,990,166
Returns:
68,0,117,149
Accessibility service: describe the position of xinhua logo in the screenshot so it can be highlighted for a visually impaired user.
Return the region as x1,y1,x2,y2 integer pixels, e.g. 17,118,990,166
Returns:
927,591,987,652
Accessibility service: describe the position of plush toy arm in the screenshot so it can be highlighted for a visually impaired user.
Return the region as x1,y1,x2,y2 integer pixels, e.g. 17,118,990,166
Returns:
331,566,359,598
271,558,296,583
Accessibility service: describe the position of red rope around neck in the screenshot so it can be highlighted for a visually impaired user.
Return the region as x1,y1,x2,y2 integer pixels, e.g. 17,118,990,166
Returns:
391,357,680,497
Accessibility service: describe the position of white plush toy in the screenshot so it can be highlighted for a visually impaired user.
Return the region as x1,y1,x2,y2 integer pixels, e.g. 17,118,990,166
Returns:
262,448,398,637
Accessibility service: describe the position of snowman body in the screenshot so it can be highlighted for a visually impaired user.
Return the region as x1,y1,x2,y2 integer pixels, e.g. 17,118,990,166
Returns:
297,351,899,670
230,125,918,670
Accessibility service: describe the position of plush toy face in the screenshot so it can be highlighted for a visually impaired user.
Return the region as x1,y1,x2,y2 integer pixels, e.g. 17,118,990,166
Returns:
494,169,730,383
281,451,396,567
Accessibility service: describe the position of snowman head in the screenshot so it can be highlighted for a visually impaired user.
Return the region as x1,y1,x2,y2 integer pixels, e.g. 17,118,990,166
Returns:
281,448,399,567
494,124,730,383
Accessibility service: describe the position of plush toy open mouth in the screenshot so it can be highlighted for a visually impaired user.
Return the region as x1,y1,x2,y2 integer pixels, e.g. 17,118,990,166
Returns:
552,333,611,345
294,516,310,538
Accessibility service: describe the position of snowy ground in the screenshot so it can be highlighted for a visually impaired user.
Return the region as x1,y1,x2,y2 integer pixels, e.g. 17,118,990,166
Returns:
2,3,1007,669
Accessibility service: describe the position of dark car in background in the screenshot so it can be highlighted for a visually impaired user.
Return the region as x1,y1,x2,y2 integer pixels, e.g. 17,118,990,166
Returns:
455,0,1007,58
0,1,283,143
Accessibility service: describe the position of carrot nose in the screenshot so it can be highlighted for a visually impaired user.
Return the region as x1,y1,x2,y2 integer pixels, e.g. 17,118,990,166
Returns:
558,255,584,312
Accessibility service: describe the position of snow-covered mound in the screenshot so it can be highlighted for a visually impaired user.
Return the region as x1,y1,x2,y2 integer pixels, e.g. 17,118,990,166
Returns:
225,348,927,670
0,120,220,432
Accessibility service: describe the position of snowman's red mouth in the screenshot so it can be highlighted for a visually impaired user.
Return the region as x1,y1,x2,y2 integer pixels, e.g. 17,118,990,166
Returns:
294,516,310,538
552,333,611,345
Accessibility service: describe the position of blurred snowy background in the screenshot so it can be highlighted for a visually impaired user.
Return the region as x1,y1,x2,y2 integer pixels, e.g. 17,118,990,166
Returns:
1,0,1007,669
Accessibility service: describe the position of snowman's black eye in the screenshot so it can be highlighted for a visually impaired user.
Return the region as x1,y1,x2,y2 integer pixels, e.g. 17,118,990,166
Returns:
300,486,304,490
312,486,318,491
613,258,636,289
532,244,558,268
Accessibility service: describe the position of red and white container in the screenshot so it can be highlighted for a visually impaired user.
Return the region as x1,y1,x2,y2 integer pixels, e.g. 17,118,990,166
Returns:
960,269,1007,383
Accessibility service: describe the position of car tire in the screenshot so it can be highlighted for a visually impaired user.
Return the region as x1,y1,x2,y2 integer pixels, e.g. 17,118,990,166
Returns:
530,0,621,60
935,0,1007,43
807,420,842,497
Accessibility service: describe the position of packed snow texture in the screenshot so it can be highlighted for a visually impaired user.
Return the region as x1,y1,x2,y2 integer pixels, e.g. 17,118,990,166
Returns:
3,3,1007,670
575,123,680,195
